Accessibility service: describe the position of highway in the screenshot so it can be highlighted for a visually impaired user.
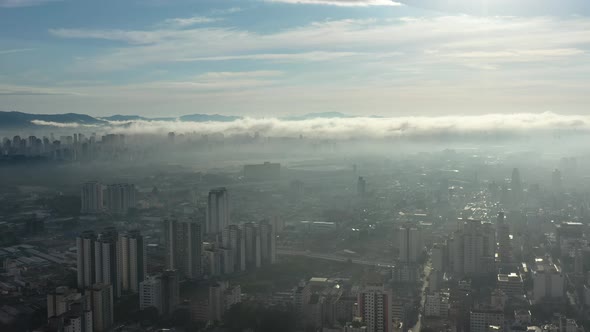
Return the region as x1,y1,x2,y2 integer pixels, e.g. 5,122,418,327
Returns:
277,248,394,268
409,261,432,332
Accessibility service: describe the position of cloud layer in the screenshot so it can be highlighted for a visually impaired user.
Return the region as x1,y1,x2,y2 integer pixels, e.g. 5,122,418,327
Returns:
31,112,590,140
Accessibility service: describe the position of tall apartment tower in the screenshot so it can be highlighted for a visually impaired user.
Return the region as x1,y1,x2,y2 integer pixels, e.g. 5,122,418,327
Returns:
259,220,276,265
164,219,178,271
244,222,261,270
206,188,230,234
161,270,180,316
95,228,121,298
81,181,103,214
223,225,246,272
140,275,162,314
496,212,511,264
357,275,393,332
357,176,367,196
182,221,202,279
208,281,241,322
164,219,202,279
120,230,147,293
77,231,97,290
89,283,114,332
47,286,93,332
104,183,137,215
511,168,523,203
452,219,495,276
47,286,84,318
398,223,422,264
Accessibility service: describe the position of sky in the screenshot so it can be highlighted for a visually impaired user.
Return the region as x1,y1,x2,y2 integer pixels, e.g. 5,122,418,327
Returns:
1,0,590,117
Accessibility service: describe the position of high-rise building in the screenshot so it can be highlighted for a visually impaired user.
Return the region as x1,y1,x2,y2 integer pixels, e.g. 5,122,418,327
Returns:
244,222,261,270
533,260,564,303
181,221,202,279
139,270,180,316
470,306,504,332
222,225,246,272
164,219,178,271
451,219,495,276
206,188,230,234
259,220,276,265
89,283,114,332
81,181,103,214
497,273,524,298
77,231,97,290
552,169,563,192
496,212,511,264
120,230,146,293
104,183,137,215
164,219,202,279
47,286,85,319
431,243,445,272
357,176,367,196
61,309,93,332
219,247,234,275
357,275,393,332
47,288,93,332
95,228,121,298
204,249,221,277
161,270,180,316
208,281,241,321
424,292,450,318
511,168,522,203
140,275,163,314
398,223,422,264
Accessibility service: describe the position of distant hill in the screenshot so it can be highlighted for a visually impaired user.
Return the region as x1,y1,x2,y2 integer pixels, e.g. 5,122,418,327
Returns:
0,111,382,129
179,114,242,122
100,115,150,122
0,111,106,128
283,112,382,120
284,112,352,121
0,111,243,128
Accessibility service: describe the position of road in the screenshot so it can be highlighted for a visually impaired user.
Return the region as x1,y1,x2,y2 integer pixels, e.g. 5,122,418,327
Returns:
277,248,394,268
409,261,432,332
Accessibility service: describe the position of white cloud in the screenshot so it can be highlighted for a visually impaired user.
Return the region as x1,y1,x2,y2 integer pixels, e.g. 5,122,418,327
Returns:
0,0,59,7
57,112,590,140
210,7,243,15
0,85,82,96
177,51,387,62
49,28,169,45
197,71,283,79
160,16,221,28
134,71,285,91
30,120,98,128
33,15,590,115
0,48,35,55
264,0,401,6
49,16,590,71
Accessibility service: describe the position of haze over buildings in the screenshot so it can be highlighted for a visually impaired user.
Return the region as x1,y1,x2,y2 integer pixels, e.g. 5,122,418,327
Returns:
2,0,590,332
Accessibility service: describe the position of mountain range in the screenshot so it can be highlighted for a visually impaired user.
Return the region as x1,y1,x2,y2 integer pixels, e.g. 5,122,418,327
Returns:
0,111,364,128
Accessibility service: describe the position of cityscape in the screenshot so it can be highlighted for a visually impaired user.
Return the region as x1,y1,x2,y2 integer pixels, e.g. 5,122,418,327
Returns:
2,0,590,332
1,126,589,332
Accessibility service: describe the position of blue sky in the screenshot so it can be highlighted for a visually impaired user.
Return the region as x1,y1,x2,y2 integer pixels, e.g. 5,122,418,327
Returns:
1,0,589,117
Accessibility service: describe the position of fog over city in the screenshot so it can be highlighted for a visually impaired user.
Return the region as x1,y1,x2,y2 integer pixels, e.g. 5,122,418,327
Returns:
3,1,590,332
23,112,590,139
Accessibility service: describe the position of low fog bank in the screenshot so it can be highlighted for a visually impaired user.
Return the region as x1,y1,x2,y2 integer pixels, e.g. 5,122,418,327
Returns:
28,112,590,140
